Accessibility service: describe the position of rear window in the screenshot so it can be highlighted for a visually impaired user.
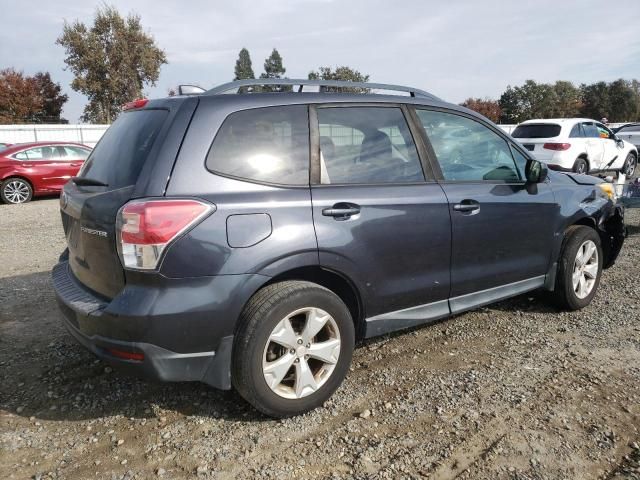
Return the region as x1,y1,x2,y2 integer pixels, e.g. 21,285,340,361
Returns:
78,109,168,188
206,105,309,185
512,124,561,139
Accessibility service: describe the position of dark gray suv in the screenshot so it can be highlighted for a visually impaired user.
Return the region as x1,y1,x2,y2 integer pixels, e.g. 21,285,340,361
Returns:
52,79,625,417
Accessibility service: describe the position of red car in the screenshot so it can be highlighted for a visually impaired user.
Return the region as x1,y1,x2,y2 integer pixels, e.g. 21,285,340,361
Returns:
0,142,92,204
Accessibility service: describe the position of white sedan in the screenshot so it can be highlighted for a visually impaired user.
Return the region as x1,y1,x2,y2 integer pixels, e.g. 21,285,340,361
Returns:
511,118,637,177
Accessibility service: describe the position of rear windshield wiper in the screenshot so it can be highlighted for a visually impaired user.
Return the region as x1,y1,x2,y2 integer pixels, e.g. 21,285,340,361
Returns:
72,177,109,187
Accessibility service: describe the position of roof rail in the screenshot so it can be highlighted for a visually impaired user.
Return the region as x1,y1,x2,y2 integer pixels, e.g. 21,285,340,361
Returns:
205,78,439,100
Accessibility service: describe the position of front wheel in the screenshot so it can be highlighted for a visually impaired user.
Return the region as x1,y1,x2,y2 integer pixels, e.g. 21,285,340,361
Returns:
1,178,33,204
573,158,588,175
232,281,355,417
622,153,637,178
554,226,603,310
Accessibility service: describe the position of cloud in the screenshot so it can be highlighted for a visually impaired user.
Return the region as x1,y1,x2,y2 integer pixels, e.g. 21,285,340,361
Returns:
1,0,639,122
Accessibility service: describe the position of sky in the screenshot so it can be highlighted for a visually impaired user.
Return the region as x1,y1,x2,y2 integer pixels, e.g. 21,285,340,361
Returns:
1,0,639,123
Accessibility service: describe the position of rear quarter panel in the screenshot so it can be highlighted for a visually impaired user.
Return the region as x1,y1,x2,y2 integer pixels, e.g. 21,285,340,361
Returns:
162,97,318,279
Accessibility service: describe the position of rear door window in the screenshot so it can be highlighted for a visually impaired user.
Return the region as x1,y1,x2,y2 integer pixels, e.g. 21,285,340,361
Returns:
79,109,168,188
206,105,309,185
512,124,561,138
64,146,91,159
582,122,600,138
316,106,424,184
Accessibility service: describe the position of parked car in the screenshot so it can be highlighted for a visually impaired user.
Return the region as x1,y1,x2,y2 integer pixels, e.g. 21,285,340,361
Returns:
613,123,640,153
0,142,12,151
51,80,625,417
511,118,637,177
0,142,92,204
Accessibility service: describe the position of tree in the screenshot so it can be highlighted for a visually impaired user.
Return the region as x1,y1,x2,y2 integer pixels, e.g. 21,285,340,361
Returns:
260,48,286,79
518,80,557,119
580,81,610,121
258,48,287,91
308,66,370,93
32,72,68,123
460,97,501,123
498,85,523,123
0,68,68,124
234,48,255,80
498,80,558,122
57,5,167,123
551,81,581,118
607,79,636,122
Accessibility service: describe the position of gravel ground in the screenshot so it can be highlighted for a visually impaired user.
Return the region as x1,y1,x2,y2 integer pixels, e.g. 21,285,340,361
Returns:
0,198,639,480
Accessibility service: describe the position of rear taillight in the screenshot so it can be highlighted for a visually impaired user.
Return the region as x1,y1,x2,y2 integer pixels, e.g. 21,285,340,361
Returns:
116,199,214,270
543,143,571,151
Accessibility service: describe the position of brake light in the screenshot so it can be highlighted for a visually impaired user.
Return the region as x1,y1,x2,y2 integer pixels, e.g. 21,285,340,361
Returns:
116,199,214,270
543,143,571,151
122,98,149,111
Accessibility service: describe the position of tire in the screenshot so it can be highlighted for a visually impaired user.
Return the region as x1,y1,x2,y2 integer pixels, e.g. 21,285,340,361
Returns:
232,280,355,417
573,158,588,175
553,226,603,310
1,177,33,204
621,152,637,178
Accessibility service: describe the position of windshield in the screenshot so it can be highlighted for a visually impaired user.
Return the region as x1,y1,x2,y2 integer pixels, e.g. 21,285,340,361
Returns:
79,109,168,188
512,124,561,139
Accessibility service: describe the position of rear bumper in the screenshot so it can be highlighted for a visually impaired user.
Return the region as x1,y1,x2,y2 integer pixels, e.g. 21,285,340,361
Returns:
51,261,268,389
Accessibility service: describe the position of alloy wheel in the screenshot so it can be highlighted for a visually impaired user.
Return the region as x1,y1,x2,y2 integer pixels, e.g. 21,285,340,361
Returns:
572,240,599,299
624,156,637,177
3,180,30,204
262,307,341,399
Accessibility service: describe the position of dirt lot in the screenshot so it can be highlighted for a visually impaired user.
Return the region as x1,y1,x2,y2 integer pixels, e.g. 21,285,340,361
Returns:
0,198,639,480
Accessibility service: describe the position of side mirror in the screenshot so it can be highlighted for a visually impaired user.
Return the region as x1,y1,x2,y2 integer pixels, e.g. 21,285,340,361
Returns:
525,159,548,183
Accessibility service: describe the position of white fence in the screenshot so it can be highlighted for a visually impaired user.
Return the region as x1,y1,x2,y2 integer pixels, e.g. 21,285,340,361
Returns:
0,124,109,147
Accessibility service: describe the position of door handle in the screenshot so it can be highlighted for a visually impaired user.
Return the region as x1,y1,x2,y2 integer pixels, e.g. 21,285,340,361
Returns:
322,203,361,220
70,163,82,167
453,200,480,214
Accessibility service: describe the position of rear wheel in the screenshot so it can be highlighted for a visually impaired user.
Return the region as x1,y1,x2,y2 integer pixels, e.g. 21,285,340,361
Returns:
554,226,603,310
573,158,588,174
622,152,637,178
1,178,33,204
232,281,355,417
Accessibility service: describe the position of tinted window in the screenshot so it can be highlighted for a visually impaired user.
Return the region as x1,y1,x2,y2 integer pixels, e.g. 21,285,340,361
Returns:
582,123,600,138
79,109,168,188
512,124,561,138
569,124,583,138
64,146,91,159
206,105,309,185
417,110,521,182
317,107,424,184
